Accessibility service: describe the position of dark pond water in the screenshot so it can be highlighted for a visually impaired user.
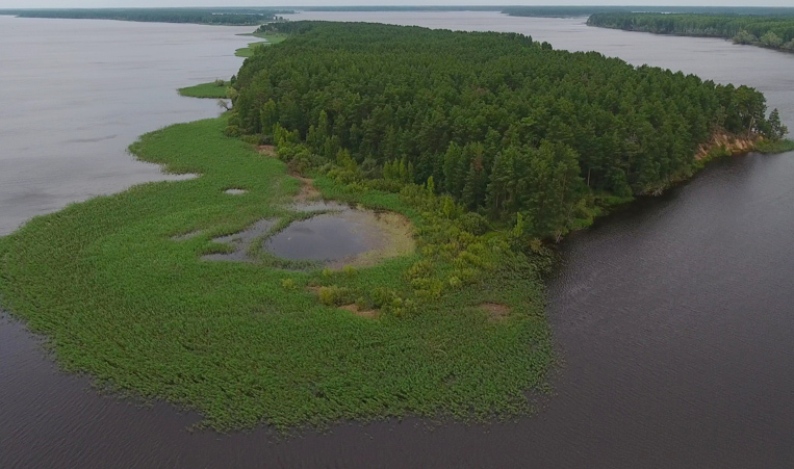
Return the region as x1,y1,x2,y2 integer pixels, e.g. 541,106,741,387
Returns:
199,202,400,265
265,214,371,262
2,12,794,469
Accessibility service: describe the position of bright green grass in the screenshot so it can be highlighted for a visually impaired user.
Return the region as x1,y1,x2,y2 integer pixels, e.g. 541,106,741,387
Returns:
252,32,288,44
0,116,553,431
178,81,229,99
235,42,260,58
235,34,287,57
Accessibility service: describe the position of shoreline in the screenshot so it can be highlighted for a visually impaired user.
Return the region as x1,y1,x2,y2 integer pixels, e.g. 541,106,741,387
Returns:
586,21,794,55
2,21,792,435
0,114,554,431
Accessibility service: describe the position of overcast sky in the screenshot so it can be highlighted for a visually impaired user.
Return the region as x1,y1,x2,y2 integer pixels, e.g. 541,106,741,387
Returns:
1,1,792,8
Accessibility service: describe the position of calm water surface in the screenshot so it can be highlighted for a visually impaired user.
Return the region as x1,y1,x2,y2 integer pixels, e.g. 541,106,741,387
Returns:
2,12,793,468
0,16,253,235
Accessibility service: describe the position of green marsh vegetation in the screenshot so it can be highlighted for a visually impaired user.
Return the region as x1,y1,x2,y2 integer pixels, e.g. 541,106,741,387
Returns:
0,115,553,431
178,80,230,99
251,27,289,45
235,43,263,58
1,21,790,432
234,29,289,58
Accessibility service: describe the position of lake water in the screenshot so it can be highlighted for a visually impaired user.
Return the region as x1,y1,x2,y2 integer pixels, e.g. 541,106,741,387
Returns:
2,12,793,469
0,16,253,236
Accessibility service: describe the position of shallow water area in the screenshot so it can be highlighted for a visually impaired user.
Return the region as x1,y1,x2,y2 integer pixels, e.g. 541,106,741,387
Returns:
287,199,351,212
202,200,414,268
265,210,393,266
202,219,277,262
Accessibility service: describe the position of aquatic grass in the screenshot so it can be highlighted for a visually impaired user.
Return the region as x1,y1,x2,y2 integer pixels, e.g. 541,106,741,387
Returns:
0,116,553,431
235,32,288,57
251,32,289,44
177,81,230,99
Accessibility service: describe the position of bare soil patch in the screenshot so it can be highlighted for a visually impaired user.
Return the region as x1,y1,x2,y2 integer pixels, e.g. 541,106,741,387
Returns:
257,144,276,156
480,303,511,321
696,132,758,161
293,175,321,202
339,303,379,319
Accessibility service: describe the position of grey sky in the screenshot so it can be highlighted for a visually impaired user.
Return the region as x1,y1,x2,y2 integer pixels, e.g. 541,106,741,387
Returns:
1,1,792,8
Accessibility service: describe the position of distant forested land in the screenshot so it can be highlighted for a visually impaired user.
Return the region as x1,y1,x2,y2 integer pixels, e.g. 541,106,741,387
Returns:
587,13,794,52
301,6,794,17
2,8,292,26
231,22,786,241
506,7,794,18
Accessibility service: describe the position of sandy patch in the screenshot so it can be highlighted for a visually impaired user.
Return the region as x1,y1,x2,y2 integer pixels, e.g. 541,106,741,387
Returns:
325,210,415,270
696,132,758,161
339,303,379,319
480,303,511,321
257,144,276,156
293,176,321,202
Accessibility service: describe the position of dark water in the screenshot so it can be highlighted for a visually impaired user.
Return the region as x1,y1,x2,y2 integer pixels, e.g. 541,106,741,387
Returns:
266,214,369,261
2,13,794,469
264,211,382,263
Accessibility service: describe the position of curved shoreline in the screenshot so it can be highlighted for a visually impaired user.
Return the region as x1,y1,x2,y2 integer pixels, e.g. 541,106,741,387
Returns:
0,115,553,431
0,17,784,436
590,23,794,55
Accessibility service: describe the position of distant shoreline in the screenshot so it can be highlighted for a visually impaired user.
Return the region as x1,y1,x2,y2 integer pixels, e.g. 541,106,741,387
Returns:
1,7,292,27
586,12,794,55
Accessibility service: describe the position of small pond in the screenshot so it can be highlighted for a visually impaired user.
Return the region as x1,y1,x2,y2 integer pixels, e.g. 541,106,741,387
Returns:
265,211,394,266
203,202,414,268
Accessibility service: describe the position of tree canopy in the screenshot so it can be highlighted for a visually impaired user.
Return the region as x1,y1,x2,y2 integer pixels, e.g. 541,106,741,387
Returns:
230,21,783,240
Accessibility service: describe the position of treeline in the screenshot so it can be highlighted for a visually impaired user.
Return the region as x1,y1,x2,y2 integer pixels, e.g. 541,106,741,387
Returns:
587,13,794,52
230,22,785,240
8,8,292,26
506,7,794,18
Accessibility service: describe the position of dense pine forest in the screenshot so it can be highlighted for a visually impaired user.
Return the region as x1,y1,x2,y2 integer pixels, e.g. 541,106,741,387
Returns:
587,13,794,52
4,8,291,26
231,22,785,241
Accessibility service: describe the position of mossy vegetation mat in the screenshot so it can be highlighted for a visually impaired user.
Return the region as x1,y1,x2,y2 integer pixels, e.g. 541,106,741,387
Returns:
177,80,230,99
235,33,287,58
0,116,553,431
